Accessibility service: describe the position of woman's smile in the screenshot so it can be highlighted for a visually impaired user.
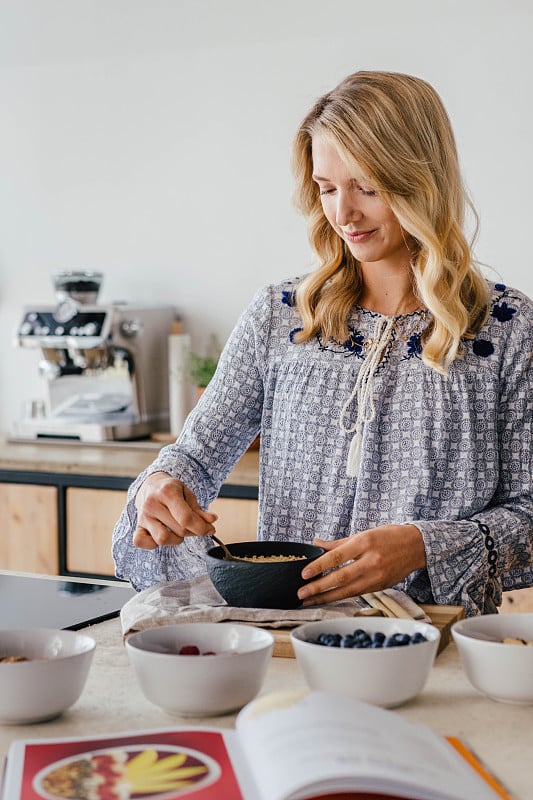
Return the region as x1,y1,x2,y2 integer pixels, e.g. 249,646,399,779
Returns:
343,228,377,244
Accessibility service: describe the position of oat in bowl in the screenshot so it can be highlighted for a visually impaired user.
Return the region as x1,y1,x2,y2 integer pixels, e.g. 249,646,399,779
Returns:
0,655,30,663
452,613,533,704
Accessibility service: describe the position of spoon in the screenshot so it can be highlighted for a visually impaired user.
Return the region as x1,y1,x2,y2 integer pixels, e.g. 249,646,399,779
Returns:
209,534,241,561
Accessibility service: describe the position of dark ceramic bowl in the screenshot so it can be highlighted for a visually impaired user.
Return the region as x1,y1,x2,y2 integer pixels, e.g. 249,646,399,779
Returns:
205,540,325,609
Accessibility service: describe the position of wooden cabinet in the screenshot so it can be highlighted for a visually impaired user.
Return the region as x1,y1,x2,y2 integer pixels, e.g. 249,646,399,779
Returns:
66,487,128,576
208,497,259,544
0,475,259,581
0,483,58,574
0,442,261,581
65,489,259,576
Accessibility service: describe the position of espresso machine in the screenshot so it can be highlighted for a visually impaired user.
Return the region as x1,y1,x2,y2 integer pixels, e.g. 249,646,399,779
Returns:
13,271,177,442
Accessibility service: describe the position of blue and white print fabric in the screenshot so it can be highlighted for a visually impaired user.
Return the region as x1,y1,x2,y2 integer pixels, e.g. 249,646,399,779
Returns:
112,279,533,615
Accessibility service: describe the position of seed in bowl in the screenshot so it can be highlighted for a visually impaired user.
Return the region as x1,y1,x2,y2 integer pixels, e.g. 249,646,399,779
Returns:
306,628,428,649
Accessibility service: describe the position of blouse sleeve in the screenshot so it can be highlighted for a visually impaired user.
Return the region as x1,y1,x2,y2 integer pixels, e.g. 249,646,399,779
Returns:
404,299,533,615
111,285,273,590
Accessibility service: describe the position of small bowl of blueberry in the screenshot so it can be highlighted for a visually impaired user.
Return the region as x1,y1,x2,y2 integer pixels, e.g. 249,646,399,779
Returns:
290,616,440,708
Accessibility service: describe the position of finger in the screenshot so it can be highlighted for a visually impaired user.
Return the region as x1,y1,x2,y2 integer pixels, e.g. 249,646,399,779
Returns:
183,486,218,526
301,583,359,607
141,489,215,539
133,526,159,550
313,537,344,549
170,508,217,537
299,556,362,602
302,542,357,580
134,517,186,549
163,489,217,537
138,489,184,535
298,569,343,601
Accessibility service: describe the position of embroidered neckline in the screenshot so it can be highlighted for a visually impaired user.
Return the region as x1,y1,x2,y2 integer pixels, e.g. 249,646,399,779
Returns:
338,308,429,477
353,304,428,320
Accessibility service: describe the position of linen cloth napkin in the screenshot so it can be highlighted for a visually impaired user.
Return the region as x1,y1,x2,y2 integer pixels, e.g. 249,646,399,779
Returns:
120,574,430,637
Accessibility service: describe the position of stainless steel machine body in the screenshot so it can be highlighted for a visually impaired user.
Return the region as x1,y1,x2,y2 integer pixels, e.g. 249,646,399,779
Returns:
14,301,176,441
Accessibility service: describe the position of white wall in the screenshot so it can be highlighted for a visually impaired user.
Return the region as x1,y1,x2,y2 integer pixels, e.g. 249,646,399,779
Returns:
1,0,531,435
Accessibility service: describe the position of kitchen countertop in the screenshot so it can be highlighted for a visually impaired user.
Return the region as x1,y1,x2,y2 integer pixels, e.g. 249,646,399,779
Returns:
0,612,530,799
0,437,259,485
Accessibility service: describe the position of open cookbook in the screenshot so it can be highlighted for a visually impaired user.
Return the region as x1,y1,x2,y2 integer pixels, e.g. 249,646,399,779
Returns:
1,690,510,800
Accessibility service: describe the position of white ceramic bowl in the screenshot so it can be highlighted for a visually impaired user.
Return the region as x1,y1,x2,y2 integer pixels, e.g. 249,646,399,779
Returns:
0,628,96,724
291,617,440,708
452,613,533,704
126,623,274,716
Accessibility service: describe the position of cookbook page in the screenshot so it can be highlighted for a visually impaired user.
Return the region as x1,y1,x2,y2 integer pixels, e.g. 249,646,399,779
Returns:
2,727,254,800
235,690,501,800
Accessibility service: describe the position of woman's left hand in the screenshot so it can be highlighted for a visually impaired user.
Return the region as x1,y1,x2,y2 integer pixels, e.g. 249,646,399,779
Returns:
297,524,426,606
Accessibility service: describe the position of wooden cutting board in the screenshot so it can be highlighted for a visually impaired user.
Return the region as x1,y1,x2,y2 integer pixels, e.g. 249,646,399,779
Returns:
271,604,465,658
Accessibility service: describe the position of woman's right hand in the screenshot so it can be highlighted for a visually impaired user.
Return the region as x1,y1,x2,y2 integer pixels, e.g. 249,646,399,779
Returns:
132,471,218,550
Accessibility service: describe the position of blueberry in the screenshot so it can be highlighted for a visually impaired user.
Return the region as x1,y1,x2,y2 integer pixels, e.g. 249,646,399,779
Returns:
310,627,426,650
340,635,355,648
353,630,372,647
317,633,339,646
320,633,341,647
386,633,411,647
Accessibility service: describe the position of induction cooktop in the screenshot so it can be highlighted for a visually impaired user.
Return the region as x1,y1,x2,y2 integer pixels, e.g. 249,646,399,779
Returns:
0,573,136,630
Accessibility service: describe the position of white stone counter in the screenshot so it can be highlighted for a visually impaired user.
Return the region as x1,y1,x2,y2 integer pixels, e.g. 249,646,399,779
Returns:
0,617,530,798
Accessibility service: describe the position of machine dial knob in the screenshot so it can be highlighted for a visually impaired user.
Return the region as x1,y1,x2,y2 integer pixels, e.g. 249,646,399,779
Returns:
119,318,143,338
53,298,78,324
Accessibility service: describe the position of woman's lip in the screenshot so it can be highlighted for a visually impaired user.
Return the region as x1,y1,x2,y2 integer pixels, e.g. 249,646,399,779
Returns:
344,229,376,243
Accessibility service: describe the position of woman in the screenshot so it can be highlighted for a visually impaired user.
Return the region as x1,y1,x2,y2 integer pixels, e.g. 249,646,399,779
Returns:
112,70,533,615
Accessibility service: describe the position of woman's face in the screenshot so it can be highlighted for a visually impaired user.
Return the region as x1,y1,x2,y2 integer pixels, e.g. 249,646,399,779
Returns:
311,135,412,271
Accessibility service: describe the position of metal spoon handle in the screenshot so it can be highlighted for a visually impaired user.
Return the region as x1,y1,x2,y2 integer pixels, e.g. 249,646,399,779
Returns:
209,534,236,560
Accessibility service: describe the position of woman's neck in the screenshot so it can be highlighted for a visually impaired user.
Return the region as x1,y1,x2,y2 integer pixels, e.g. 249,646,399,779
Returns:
358,263,421,316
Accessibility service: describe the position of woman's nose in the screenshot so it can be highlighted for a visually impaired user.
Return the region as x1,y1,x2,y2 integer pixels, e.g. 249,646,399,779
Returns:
336,191,362,227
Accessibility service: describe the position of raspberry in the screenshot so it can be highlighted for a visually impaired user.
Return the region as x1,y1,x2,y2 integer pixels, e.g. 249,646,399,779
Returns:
179,645,200,655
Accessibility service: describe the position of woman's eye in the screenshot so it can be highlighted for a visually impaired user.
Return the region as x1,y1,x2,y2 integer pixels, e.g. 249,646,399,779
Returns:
317,183,377,197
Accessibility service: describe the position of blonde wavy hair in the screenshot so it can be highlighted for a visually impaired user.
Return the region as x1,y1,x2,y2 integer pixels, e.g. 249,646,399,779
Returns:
292,70,489,373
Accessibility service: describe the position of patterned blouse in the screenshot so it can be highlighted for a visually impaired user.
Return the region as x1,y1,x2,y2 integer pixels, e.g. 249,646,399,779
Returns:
112,279,533,615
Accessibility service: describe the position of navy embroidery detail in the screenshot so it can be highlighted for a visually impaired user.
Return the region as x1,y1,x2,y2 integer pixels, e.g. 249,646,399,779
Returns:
289,327,303,343
316,328,366,358
472,519,498,578
473,339,495,358
492,301,517,323
494,283,506,291
406,332,422,357
282,290,296,307
343,330,365,354
317,321,423,362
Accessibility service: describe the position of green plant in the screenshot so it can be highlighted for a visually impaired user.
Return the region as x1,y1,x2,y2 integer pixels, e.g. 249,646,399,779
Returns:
188,335,221,388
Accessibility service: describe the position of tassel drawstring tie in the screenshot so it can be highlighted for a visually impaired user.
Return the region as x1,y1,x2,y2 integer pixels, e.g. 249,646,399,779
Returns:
340,315,397,477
